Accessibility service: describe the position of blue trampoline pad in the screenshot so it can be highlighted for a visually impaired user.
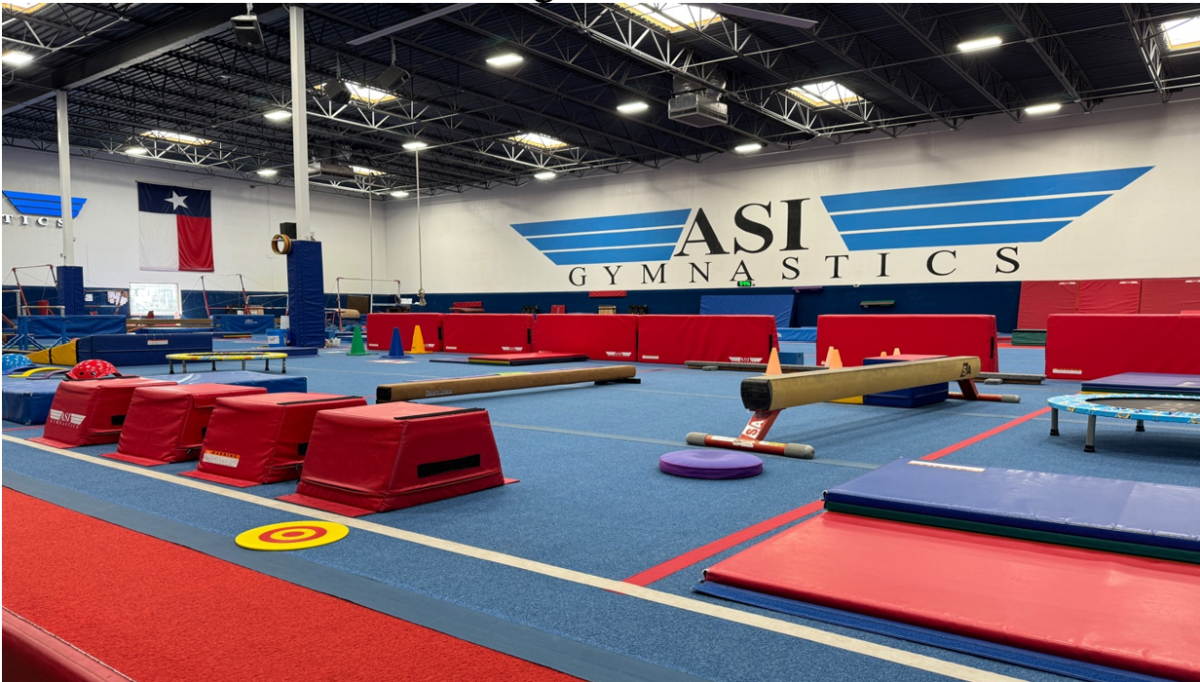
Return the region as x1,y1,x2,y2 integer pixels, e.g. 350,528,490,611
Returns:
1082,372,1200,396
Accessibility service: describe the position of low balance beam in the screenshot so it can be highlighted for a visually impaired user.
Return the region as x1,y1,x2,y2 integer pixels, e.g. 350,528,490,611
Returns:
376,365,639,403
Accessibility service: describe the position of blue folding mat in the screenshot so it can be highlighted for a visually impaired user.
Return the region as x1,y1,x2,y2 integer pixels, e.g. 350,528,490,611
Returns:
823,459,1200,562
1081,372,1200,396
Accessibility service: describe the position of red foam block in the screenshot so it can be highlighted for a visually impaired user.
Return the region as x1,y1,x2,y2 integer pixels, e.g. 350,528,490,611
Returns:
31,378,178,448
704,512,1200,681
442,314,533,354
817,314,998,372
637,315,777,365
533,314,638,361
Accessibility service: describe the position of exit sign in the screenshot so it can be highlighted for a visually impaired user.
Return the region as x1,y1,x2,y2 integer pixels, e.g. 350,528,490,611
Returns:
737,280,754,288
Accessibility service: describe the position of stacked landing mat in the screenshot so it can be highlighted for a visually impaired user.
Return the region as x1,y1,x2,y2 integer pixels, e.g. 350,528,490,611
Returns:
1082,372,1200,396
700,460,1200,681
462,352,586,366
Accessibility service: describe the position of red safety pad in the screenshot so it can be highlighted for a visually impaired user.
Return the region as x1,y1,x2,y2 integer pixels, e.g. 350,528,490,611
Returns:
31,378,178,448
705,512,1200,681
468,352,587,366
181,392,367,487
1046,314,1200,380
1140,278,1200,314
365,313,443,352
280,402,505,514
103,384,268,466
442,314,534,355
637,315,777,365
533,314,639,360
1077,279,1141,314
1016,281,1079,329
817,315,999,373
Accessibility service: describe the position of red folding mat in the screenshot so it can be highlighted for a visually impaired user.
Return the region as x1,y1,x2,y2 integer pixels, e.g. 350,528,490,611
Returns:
442,314,534,354
181,392,367,487
1076,279,1141,314
102,383,268,466
279,402,506,515
1016,281,1078,329
817,315,999,372
533,314,638,360
704,512,1200,681
1046,314,1200,380
1140,278,1200,314
637,315,777,365
31,378,178,448
365,313,444,351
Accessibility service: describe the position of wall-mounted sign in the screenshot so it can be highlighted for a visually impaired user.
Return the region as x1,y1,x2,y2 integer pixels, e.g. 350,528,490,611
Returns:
2,190,88,228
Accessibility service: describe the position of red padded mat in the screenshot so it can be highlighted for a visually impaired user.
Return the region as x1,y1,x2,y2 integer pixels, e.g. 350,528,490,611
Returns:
817,315,998,372
637,315,777,365
1077,279,1141,314
365,313,443,351
443,314,533,355
1046,314,1200,380
1141,278,1200,314
533,314,638,361
705,512,1200,680
1017,281,1078,329
469,352,586,366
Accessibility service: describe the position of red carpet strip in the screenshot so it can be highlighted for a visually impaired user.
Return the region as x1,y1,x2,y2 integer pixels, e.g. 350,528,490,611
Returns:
2,489,581,682
920,407,1051,461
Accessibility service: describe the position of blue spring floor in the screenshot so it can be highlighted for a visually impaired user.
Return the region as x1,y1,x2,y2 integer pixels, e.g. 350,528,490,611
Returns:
4,343,1199,682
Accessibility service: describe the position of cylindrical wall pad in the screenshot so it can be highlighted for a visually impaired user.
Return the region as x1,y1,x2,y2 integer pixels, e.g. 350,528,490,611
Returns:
377,365,637,402
741,356,981,411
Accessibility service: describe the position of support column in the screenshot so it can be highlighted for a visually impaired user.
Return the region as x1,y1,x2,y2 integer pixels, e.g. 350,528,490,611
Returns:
56,90,75,266
290,5,311,240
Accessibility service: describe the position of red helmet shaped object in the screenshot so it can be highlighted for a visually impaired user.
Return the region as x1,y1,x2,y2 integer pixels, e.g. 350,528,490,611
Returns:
66,359,119,381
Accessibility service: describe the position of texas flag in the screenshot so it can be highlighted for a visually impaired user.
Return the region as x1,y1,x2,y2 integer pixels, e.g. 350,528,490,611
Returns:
138,182,214,271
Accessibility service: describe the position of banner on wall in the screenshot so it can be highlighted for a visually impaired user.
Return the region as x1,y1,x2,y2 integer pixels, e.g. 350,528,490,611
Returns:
137,182,214,272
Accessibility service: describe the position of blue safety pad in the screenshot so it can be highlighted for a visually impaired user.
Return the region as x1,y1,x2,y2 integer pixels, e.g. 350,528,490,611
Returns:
1082,372,1200,396
212,314,275,334
134,326,215,334
17,315,126,338
778,327,816,342
2,370,306,425
56,266,85,315
287,240,326,349
699,295,792,330
76,333,213,366
824,459,1200,553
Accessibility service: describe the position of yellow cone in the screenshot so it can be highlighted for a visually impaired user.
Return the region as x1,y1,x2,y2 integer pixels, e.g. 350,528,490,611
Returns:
765,348,782,375
408,325,430,354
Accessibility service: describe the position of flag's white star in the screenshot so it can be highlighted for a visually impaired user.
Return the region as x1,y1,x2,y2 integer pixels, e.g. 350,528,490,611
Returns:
165,191,189,211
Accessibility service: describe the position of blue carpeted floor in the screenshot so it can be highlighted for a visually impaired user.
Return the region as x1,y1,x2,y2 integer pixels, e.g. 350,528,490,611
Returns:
4,343,1198,682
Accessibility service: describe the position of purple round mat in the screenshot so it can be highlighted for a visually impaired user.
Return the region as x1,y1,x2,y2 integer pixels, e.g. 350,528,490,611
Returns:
658,450,763,479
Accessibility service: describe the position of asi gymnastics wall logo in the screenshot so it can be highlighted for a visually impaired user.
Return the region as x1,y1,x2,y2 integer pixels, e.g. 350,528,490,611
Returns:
510,209,692,265
2,190,88,227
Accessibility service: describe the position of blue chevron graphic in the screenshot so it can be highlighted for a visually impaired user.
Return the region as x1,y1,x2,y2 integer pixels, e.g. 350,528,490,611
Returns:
820,167,1152,251
512,209,692,265
3,190,88,218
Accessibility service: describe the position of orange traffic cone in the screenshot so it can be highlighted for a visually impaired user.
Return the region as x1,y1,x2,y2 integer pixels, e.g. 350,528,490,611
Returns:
765,348,782,375
893,347,902,356
823,346,844,369
408,325,430,354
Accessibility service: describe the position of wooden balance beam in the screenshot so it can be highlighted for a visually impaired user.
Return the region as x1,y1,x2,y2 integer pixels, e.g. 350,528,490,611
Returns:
687,356,1020,460
376,365,639,403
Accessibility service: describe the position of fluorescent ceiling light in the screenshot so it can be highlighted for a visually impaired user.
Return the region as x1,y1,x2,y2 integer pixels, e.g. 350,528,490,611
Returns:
733,143,763,154
617,3,723,33
508,132,568,150
256,169,278,177
1163,16,1200,52
3,2,48,13
140,130,212,145
533,171,557,181
402,141,428,150
617,101,649,114
264,110,292,121
486,53,524,67
1025,103,1062,116
123,147,149,156
316,82,396,105
350,165,385,176
786,81,863,108
957,36,1002,52
1,50,35,66
390,190,410,198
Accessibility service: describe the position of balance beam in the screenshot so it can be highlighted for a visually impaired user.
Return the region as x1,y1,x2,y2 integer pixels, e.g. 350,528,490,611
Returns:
376,365,639,403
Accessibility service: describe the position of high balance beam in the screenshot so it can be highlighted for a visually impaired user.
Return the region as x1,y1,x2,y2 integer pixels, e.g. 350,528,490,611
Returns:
688,356,1020,459
376,365,639,403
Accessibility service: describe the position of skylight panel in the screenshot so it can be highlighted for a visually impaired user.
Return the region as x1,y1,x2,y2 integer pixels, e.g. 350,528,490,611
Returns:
1163,16,1200,52
316,82,397,105
508,132,569,151
3,2,48,13
786,81,864,109
140,130,212,145
617,3,723,33
350,165,385,176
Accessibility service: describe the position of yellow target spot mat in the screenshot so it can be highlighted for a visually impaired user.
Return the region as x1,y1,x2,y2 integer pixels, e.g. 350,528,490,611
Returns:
235,520,349,551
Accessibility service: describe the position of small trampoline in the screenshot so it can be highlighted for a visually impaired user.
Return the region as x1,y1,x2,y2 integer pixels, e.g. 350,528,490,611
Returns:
1048,393,1200,452
659,450,763,479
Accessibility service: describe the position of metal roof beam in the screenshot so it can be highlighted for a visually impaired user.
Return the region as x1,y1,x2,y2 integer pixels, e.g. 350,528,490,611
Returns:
1001,4,1095,110
1120,3,1170,103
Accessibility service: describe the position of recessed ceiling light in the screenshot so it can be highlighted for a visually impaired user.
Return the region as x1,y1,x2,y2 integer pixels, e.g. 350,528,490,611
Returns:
316,82,396,105
264,110,292,121
123,147,149,156
390,190,410,198
733,142,763,154
1162,16,1200,51
617,101,650,114
140,130,212,145
256,169,278,177
786,81,863,109
1025,103,1063,116
508,132,569,150
1,50,35,66
957,36,1002,52
486,53,523,67
534,171,557,181
402,141,428,150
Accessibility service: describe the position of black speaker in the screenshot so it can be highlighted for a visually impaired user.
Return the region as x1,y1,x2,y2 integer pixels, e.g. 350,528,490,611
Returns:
373,65,410,92
279,222,297,240
324,80,352,104
231,14,264,46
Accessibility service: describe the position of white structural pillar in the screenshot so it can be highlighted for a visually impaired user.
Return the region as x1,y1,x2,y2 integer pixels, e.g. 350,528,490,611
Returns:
56,90,75,265
290,5,311,240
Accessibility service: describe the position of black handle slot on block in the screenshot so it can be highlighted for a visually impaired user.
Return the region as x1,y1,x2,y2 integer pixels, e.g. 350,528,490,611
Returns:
417,454,481,478
111,415,126,426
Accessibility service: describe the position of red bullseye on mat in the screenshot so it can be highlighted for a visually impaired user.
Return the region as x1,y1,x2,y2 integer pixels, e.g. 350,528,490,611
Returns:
235,521,347,551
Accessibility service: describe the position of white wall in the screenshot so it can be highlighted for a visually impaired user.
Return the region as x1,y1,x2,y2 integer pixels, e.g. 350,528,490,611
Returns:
1,148,390,295
384,97,1200,294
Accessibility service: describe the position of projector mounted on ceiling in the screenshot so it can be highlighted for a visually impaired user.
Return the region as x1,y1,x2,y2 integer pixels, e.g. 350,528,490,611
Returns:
668,75,728,128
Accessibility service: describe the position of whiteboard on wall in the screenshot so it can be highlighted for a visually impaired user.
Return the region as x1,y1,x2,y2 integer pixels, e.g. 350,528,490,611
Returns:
129,282,180,317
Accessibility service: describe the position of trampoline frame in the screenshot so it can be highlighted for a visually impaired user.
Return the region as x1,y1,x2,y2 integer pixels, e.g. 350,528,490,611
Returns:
1048,393,1200,452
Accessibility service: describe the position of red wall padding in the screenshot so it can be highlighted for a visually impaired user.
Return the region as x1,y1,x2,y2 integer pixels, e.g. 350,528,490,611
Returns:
1076,279,1141,314
1046,314,1200,380
637,315,777,365
366,313,443,351
817,315,999,373
533,314,639,360
1140,278,1200,314
442,314,534,354
1016,281,1078,329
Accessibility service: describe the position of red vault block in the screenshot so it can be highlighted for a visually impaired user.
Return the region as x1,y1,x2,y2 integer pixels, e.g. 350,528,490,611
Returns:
31,378,178,449
102,384,269,466
278,402,506,516
181,393,367,488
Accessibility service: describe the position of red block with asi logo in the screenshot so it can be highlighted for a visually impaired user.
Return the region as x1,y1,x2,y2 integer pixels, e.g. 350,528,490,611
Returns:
31,378,178,449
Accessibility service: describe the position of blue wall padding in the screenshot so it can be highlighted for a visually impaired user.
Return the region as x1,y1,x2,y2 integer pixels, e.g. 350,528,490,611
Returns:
825,459,1200,552
212,315,275,334
134,326,213,334
76,333,212,366
55,266,85,315
700,295,793,329
287,240,326,349
18,315,126,338
778,327,817,342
